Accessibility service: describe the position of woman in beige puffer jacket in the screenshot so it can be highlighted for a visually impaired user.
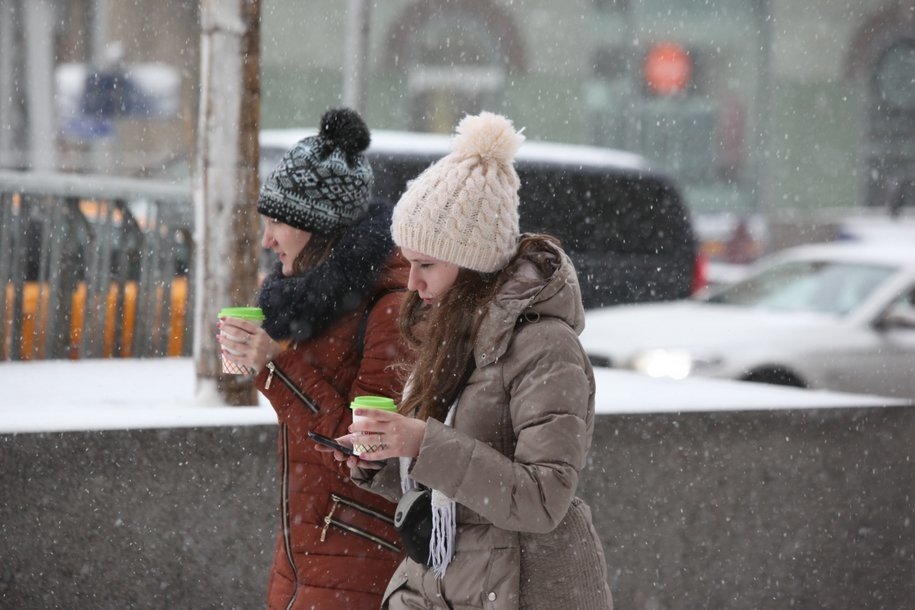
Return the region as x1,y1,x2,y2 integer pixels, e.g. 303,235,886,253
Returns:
342,111,612,610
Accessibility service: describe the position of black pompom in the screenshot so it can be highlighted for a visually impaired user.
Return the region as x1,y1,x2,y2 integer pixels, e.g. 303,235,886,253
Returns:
319,107,371,156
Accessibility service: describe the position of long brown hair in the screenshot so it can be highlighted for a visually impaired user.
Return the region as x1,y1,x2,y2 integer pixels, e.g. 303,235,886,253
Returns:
291,230,341,275
397,234,560,421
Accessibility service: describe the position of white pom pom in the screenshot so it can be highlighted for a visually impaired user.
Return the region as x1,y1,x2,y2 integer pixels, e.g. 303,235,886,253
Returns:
451,112,524,164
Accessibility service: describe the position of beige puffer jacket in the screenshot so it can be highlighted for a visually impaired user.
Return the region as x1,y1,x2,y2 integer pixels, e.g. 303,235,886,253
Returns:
354,238,612,610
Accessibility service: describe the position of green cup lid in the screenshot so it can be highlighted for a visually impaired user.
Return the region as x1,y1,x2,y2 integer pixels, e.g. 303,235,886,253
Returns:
350,395,397,410
218,306,265,321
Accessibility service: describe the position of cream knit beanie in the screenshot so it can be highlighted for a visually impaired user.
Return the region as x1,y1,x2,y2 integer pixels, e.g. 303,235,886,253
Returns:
391,112,525,273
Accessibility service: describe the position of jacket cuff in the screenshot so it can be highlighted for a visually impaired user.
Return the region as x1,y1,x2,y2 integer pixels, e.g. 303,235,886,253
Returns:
409,418,473,497
351,460,402,504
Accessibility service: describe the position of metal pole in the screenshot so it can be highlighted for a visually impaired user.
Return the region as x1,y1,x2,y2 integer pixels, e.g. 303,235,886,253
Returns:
342,0,371,113
753,0,773,229
90,0,113,173
23,0,57,171
0,0,18,168
623,0,640,152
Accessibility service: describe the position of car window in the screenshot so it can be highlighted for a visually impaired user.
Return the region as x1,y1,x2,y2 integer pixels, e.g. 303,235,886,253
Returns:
887,285,915,310
706,260,896,315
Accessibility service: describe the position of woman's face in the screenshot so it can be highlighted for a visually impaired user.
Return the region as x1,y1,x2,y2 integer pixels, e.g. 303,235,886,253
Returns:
261,216,312,276
401,247,460,306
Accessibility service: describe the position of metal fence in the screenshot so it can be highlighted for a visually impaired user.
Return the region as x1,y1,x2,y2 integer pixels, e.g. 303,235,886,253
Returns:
0,170,193,360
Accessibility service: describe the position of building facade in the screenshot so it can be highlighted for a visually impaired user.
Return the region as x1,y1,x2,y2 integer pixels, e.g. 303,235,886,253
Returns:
2,0,912,246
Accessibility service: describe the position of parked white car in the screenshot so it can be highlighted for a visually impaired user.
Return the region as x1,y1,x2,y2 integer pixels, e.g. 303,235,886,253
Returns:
580,242,915,398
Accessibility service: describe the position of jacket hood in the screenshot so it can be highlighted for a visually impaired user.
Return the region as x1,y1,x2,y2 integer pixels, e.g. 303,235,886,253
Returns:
257,201,405,341
475,237,585,367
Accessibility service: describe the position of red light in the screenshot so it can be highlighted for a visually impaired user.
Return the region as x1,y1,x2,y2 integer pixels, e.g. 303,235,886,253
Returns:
644,42,692,96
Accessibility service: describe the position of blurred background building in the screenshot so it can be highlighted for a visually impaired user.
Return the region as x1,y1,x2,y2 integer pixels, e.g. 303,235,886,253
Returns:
2,0,913,255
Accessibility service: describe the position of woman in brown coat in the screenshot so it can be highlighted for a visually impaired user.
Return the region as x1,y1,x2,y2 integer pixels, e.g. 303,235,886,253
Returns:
340,112,613,609
219,108,407,609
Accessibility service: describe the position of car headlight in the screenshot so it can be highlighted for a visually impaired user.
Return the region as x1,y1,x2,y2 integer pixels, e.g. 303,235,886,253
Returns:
629,349,722,380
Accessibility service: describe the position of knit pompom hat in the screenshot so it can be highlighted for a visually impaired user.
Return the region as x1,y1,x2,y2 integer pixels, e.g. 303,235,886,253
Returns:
392,111,525,273
258,107,373,234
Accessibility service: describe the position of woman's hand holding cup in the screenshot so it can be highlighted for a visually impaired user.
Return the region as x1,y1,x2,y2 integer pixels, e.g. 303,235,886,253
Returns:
217,307,279,374
349,405,427,460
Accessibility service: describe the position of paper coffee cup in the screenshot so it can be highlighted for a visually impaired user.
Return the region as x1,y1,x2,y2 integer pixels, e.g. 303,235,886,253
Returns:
350,396,397,455
218,306,265,375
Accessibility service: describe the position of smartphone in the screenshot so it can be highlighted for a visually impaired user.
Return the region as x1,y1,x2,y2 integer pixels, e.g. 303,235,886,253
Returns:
308,431,356,456
308,431,385,466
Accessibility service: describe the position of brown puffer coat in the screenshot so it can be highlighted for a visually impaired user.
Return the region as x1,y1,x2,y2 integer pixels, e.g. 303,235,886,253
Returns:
354,238,612,610
255,205,409,610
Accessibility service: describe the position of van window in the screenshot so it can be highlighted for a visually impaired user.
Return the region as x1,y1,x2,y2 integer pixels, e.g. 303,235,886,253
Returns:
262,142,698,309
364,152,696,308
367,152,435,205
517,165,695,307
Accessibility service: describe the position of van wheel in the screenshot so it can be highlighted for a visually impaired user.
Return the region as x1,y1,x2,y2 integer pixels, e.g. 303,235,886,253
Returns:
741,367,806,388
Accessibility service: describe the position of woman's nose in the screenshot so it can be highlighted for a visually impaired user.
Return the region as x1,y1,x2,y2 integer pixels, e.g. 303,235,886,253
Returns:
407,267,422,291
260,226,273,249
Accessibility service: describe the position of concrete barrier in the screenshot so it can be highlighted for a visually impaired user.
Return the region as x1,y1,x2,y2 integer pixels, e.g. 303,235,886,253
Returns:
581,407,914,609
1,426,277,609
2,406,913,608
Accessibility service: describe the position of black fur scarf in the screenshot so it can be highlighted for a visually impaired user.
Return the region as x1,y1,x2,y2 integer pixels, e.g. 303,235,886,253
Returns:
256,201,394,342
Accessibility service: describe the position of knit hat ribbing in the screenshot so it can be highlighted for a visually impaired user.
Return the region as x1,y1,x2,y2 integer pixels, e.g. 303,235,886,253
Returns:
391,112,524,273
258,107,373,234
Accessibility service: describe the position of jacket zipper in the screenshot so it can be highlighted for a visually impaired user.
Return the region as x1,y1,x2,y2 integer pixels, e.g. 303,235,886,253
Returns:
280,423,299,610
320,493,400,553
265,361,319,413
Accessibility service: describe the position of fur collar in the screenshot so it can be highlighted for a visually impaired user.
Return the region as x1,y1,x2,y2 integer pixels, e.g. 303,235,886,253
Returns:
256,202,394,342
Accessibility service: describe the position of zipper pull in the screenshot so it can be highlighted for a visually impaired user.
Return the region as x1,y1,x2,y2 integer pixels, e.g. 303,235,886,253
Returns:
265,361,275,390
320,497,339,542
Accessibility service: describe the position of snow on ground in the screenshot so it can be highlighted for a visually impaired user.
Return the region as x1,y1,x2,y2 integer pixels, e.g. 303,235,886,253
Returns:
0,358,908,434
0,358,276,433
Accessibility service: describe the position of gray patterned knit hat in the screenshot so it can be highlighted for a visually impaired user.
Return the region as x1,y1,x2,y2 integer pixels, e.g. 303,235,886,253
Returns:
258,107,374,234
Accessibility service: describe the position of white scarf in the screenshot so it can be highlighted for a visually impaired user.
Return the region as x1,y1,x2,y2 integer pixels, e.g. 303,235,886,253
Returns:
399,399,459,580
